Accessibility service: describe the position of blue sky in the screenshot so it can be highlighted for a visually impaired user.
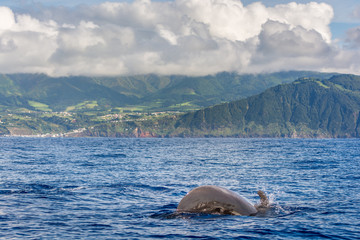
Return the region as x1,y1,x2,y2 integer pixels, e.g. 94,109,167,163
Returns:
1,0,360,76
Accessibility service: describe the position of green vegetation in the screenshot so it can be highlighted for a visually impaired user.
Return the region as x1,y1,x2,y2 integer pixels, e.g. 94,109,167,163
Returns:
167,75,360,137
83,74,360,138
1,72,359,138
65,101,99,112
28,101,52,112
0,71,335,113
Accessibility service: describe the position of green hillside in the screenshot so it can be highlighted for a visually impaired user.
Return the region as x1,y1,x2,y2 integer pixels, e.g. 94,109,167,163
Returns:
114,71,336,110
0,71,334,113
174,75,360,137
2,71,356,138
84,74,360,138
4,74,137,112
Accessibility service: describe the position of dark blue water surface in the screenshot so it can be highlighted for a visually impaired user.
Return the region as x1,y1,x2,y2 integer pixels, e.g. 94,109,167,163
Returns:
0,137,359,239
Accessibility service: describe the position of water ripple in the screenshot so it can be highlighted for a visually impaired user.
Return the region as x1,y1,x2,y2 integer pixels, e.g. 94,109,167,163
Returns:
0,137,358,239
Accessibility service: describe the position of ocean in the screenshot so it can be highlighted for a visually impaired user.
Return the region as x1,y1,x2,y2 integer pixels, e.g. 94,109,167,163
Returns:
0,137,359,239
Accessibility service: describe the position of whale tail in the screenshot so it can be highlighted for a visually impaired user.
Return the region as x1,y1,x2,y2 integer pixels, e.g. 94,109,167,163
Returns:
255,190,269,211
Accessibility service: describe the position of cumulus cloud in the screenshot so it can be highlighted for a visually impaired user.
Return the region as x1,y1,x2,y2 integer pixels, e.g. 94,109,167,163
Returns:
0,7,15,30
0,0,358,76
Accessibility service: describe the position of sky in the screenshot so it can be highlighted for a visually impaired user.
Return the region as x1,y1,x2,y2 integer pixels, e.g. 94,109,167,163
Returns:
0,0,360,76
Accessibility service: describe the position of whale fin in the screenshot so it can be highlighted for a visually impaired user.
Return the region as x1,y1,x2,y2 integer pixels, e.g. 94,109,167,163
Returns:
255,190,269,212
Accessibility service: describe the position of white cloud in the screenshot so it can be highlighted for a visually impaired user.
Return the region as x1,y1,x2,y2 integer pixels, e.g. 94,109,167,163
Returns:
268,2,333,43
0,7,15,30
249,20,335,73
0,0,358,76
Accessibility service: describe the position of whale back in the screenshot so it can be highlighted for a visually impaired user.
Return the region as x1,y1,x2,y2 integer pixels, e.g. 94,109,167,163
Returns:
177,185,257,216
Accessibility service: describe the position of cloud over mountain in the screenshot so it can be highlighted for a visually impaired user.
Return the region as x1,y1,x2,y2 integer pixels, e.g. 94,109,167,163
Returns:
0,0,357,76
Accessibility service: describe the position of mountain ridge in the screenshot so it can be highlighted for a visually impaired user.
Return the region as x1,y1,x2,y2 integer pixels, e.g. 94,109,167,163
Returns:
80,74,360,138
0,71,335,112
2,72,359,138
172,75,360,137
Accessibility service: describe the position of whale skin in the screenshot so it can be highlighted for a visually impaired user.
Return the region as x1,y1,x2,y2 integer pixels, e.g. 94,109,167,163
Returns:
177,185,257,216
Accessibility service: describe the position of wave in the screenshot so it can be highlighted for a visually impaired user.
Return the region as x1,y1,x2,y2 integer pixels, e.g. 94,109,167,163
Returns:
92,153,127,158
150,203,310,220
0,183,85,195
105,182,171,192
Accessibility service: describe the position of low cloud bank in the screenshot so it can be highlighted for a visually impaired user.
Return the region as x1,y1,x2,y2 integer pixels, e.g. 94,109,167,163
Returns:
0,0,359,76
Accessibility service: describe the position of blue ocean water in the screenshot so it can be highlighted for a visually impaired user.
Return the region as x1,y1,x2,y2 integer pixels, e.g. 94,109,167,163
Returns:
0,137,359,239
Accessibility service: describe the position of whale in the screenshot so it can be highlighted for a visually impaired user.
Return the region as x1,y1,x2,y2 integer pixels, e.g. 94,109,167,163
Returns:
177,185,268,216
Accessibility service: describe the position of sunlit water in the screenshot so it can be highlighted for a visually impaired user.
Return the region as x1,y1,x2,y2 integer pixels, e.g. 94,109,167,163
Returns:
0,137,359,239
